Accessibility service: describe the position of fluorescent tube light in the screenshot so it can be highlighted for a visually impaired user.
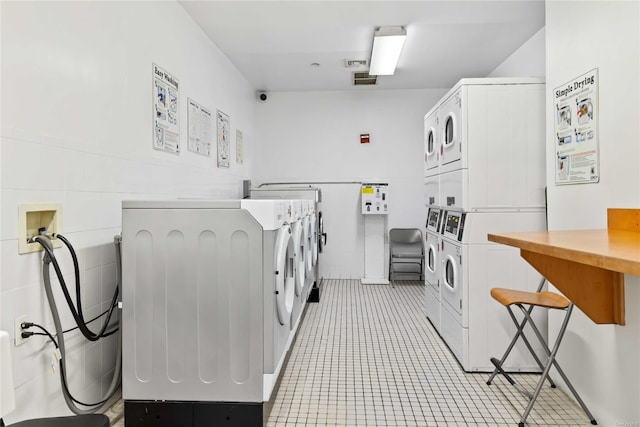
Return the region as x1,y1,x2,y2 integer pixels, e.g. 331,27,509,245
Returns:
369,26,407,76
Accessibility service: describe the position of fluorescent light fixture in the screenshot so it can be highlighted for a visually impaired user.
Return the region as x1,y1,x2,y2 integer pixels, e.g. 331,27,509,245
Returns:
369,26,407,76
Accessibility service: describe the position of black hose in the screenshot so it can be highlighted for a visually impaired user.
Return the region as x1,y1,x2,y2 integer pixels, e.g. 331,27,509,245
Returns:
34,235,118,341
32,234,122,414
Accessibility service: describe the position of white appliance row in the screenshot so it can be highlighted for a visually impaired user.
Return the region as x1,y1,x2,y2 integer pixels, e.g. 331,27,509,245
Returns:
424,207,548,372
423,77,546,212
250,186,325,301
121,198,316,426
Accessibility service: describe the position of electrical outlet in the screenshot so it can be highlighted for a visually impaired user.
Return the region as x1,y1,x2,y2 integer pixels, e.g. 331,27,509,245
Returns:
14,315,28,346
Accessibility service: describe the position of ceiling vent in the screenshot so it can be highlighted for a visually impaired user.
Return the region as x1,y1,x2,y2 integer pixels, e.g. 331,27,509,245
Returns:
345,59,368,68
353,72,377,86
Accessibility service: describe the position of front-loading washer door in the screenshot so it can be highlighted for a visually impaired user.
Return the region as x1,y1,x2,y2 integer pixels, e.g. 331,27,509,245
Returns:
441,241,463,317
275,226,295,325
292,221,305,297
303,216,313,275
318,212,325,253
310,213,318,266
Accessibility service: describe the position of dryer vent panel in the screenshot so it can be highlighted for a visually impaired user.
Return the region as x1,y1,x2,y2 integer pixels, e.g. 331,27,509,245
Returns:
353,72,377,86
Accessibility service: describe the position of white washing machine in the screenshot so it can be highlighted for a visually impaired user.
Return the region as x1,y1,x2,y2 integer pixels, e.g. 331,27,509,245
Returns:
302,200,315,299
424,207,443,333
424,108,439,178
438,209,549,372
289,200,306,330
250,186,325,302
121,199,296,425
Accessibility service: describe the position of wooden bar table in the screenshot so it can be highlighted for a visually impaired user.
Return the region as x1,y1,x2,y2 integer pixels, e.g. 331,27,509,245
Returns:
488,209,640,325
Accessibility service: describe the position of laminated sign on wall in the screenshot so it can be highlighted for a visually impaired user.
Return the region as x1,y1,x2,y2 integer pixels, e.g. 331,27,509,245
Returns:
554,68,599,184
153,63,180,154
361,183,389,215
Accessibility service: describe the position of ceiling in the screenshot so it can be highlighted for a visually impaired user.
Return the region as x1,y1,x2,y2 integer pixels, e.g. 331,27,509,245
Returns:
179,1,545,92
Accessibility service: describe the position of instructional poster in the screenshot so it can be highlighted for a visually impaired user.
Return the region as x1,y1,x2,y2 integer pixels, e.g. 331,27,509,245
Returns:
236,129,244,164
217,110,230,168
187,98,212,156
554,68,599,184
153,63,180,154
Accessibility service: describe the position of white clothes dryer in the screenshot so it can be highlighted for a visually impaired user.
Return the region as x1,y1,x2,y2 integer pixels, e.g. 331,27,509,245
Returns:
438,209,548,372
436,78,546,210
424,207,443,333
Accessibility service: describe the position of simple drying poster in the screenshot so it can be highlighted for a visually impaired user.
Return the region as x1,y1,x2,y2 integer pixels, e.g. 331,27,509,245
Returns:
554,68,599,185
187,98,212,156
153,63,180,154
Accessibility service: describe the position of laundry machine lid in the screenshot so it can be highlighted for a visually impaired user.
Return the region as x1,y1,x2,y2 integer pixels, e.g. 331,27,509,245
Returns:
250,187,321,203
241,199,287,230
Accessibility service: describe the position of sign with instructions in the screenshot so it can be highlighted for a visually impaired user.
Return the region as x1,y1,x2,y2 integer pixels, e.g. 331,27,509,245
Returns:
153,63,180,154
361,183,389,215
554,68,599,185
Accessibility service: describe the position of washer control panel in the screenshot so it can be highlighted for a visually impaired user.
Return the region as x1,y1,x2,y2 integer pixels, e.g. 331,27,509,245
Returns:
442,210,466,242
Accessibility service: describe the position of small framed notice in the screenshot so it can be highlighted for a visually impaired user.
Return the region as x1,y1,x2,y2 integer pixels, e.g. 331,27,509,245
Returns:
187,98,212,156
236,129,244,164
217,110,230,168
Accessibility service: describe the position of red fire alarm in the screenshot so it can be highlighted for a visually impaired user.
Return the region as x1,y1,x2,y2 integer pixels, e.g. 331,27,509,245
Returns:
360,133,370,144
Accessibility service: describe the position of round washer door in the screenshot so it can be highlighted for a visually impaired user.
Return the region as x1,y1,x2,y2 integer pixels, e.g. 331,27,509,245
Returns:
318,212,325,253
291,221,305,297
275,226,295,325
310,213,318,265
303,216,313,274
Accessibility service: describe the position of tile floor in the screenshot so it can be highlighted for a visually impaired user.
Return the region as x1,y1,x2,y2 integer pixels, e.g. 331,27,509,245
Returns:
108,279,594,426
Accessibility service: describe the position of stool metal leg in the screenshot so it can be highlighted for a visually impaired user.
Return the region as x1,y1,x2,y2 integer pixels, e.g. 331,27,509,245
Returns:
487,305,556,388
518,303,597,426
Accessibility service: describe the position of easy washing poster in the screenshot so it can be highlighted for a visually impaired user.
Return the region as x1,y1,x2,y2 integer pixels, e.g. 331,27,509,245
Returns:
153,63,180,154
554,68,599,185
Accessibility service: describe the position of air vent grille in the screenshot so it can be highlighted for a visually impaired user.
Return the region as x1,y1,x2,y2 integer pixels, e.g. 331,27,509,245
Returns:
353,72,377,86
345,59,368,68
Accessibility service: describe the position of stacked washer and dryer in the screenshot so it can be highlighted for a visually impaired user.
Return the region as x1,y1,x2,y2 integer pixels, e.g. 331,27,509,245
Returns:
423,78,549,372
121,199,306,426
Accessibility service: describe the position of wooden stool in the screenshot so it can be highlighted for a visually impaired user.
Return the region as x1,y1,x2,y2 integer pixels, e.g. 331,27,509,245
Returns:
486,280,597,426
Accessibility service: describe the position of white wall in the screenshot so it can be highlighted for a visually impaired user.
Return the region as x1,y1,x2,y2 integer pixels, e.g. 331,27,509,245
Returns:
545,1,640,425
0,1,255,422
254,89,447,278
488,27,546,78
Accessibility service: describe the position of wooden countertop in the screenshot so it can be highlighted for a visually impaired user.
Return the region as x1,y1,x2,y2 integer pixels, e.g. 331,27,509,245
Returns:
486,209,640,325
488,229,640,277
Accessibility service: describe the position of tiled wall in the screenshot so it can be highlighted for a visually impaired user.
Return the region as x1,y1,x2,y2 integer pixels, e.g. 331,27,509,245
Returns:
0,1,255,422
